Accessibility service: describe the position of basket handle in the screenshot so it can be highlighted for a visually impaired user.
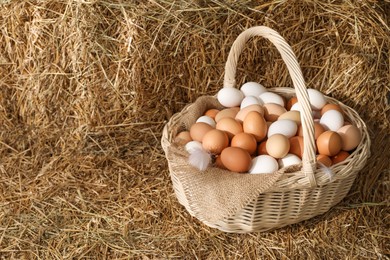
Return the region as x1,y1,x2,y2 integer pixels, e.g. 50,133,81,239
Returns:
224,26,317,187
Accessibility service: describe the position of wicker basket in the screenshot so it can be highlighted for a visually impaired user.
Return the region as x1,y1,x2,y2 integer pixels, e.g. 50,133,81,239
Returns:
161,26,370,233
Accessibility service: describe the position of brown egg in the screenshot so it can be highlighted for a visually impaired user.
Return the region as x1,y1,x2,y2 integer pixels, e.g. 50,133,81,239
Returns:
215,155,227,170
316,131,342,157
204,109,220,119
278,111,301,125
332,151,350,165
266,134,290,159
231,132,257,155
289,136,304,158
257,140,268,155
235,104,265,122
316,154,332,167
286,96,298,110
320,103,343,116
202,129,229,154
337,125,362,151
215,107,240,122
174,131,192,145
297,122,325,140
189,122,213,142
220,147,252,173
216,117,243,139
264,103,287,122
243,111,267,142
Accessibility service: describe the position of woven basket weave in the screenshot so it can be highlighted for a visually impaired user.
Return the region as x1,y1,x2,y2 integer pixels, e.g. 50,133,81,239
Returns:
161,26,370,233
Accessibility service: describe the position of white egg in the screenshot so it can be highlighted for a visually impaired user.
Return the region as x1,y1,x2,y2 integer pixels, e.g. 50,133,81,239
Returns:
290,102,320,118
240,82,267,97
240,96,262,109
217,87,244,107
249,155,279,174
307,88,326,110
267,119,298,138
278,153,302,168
320,110,344,131
185,141,203,153
196,115,216,128
290,102,301,111
258,92,285,107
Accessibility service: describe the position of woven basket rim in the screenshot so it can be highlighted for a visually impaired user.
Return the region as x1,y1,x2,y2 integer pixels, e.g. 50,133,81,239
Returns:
161,88,370,190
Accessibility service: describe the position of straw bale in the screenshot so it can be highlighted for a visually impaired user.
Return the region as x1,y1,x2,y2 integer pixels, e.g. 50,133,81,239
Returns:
0,0,388,258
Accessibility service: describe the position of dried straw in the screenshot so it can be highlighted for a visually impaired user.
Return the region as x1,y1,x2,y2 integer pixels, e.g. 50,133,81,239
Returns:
0,0,388,258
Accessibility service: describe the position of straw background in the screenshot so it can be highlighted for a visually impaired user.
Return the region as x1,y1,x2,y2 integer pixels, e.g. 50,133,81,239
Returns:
0,0,389,259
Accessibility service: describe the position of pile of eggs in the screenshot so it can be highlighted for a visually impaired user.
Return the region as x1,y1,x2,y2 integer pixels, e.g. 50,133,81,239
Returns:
174,82,362,174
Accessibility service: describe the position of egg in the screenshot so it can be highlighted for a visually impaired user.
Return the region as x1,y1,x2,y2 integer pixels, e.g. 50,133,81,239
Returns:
278,153,302,168
268,119,297,138
259,92,285,107
196,115,216,128
240,82,267,97
235,104,264,122
290,103,321,118
243,111,267,141
312,110,322,119
278,111,301,125
257,140,268,155
220,147,252,173
286,96,298,110
204,109,220,119
264,103,287,122
289,136,304,158
240,96,262,109
231,132,257,155
307,88,326,110
332,151,350,165
337,125,362,151
316,154,332,167
249,155,279,174
216,117,243,139
185,140,203,153
290,102,301,112
202,129,229,154
266,134,290,159
217,87,244,107
175,131,192,145
320,103,343,116
214,155,227,170
320,110,344,131
215,107,240,122
189,122,213,142
297,122,325,140
316,131,342,156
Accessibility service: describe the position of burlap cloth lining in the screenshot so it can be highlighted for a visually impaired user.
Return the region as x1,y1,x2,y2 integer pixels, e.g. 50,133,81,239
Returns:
166,96,285,223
